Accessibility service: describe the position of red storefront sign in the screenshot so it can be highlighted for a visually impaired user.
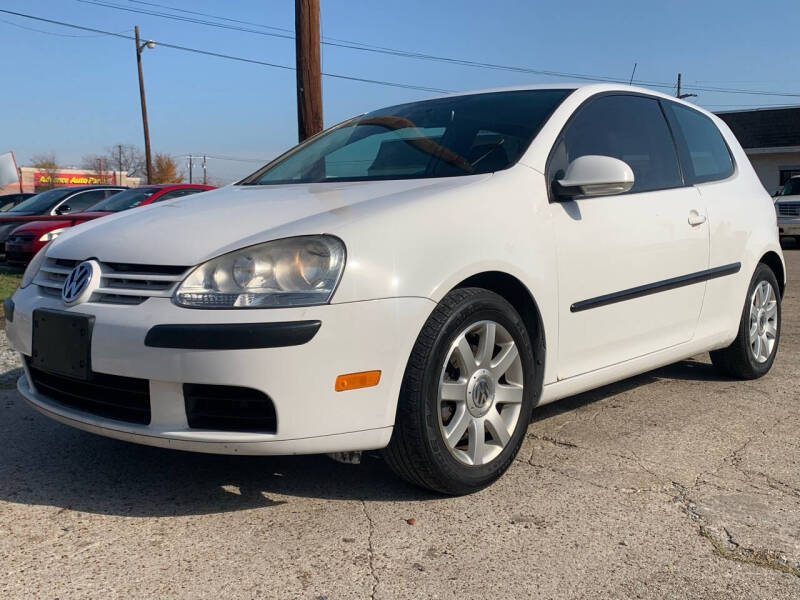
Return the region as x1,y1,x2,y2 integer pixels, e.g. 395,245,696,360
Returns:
34,171,116,186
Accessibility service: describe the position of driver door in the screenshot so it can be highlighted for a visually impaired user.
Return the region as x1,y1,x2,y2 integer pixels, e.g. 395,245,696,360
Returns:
548,94,709,379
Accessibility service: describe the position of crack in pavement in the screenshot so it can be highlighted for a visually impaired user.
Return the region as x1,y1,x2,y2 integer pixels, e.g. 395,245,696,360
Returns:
525,433,579,449
360,499,379,600
672,481,800,578
526,408,800,580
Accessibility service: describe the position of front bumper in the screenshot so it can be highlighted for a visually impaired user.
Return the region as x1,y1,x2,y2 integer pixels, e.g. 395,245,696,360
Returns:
778,216,800,236
7,285,435,455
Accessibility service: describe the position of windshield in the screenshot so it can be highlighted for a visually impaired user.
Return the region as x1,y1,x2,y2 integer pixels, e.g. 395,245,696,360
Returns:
90,187,158,212
8,188,73,213
241,89,571,185
780,178,800,197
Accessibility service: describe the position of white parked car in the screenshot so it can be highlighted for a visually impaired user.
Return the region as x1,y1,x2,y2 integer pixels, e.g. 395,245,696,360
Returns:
6,84,786,494
775,175,800,241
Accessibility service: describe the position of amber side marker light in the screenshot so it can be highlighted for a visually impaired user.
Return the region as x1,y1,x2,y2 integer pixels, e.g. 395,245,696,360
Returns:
335,370,381,392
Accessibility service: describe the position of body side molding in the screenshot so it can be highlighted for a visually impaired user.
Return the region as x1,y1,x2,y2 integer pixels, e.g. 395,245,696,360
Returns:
570,263,741,313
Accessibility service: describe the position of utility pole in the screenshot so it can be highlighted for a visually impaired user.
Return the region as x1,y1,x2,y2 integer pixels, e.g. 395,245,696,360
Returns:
135,26,155,183
676,73,698,100
295,0,323,142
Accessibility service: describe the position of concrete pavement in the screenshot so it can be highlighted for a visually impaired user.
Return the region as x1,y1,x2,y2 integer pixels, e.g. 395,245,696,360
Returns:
1,245,798,599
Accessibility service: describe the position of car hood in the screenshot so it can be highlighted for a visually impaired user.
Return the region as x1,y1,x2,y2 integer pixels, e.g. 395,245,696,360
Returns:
776,194,800,203
10,212,111,234
48,177,490,266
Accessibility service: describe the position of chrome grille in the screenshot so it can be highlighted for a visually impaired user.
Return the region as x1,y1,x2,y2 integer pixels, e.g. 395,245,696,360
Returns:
777,202,800,217
34,258,190,305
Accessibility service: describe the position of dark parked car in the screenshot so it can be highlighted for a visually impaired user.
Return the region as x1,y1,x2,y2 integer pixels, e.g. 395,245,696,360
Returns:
0,193,36,212
0,185,125,257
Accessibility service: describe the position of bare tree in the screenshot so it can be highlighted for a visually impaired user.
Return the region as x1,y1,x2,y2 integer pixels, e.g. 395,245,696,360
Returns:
104,144,145,180
80,154,105,172
29,152,60,189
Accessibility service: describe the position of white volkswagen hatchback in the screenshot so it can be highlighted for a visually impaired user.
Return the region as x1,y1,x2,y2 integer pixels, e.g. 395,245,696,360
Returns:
7,84,785,494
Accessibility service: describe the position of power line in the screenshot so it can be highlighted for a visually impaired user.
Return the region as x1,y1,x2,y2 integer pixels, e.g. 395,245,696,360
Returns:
188,153,271,163
0,9,451,94
127,0,294,35
75,0,800,99
78,0,648,86
5,5,800,103
0,17,129,37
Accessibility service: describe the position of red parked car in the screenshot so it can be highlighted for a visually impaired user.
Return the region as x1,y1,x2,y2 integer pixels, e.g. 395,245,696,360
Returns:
4,184,215,265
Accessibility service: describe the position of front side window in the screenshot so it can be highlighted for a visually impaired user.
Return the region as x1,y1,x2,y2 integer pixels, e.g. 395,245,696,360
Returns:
241,89,572,185
8,188,72,213
781,178,800,196
549,94,683,195
663,102,734,184
153,188,205,202
90,188,158,212
59,189,109,213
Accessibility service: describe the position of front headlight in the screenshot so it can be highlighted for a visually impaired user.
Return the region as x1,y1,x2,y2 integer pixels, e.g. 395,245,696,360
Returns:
39,228,65,243
174,235,346,308
20,245,48,289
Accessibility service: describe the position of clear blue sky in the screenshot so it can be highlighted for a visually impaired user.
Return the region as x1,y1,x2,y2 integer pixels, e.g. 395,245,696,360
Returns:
1,0,798,183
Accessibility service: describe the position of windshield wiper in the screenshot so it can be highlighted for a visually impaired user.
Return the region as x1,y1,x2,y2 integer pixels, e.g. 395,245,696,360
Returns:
470,139,505,169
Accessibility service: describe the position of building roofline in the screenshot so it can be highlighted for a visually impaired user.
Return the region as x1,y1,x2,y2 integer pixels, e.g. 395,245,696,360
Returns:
715,105,800,115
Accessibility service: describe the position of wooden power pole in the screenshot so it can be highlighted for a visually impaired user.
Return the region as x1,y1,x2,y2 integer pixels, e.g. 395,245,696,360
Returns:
676,73,697,100
135,26,154,183
295,0,323,142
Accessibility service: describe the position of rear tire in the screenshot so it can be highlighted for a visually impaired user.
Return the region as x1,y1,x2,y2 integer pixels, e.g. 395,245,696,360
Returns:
710,263,781,379
383,288,537,495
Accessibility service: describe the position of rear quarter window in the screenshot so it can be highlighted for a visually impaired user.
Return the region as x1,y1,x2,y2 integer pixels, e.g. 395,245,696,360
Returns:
662,102,734,184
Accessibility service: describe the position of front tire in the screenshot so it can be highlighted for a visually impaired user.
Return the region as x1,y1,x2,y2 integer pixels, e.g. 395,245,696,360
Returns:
710,263,781,379
383,288,537,495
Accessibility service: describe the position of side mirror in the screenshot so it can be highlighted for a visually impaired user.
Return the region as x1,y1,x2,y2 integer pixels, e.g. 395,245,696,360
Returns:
55,205,72,215
555,155,634,199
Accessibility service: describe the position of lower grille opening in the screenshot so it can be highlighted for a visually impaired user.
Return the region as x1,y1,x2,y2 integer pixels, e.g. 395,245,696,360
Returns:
26,359,151,425
183,384,277,433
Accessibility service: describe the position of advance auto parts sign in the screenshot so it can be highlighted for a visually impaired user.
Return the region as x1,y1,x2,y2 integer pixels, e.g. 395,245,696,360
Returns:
34,171,116,186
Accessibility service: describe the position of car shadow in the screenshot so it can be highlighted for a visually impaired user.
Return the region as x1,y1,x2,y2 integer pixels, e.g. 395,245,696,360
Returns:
0,356,731,517
532,357,728,422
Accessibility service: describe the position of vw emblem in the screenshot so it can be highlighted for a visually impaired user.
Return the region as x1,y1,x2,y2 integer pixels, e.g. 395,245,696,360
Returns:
473,379,490,407
62,260,99,306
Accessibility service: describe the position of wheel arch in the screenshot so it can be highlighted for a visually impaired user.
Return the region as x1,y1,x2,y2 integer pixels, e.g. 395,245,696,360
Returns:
452,270,546,404
759,251,786,298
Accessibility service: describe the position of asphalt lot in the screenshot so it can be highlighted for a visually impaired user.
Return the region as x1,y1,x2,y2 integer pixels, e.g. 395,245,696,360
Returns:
1,244,798,599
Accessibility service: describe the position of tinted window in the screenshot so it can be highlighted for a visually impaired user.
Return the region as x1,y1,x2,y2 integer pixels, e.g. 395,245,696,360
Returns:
242,89,572,185
8,188,73,213
550,94,683,194
60,189,110,213
153,188,205,202
663,103,734,184
90,188,158,212
781,178,800,196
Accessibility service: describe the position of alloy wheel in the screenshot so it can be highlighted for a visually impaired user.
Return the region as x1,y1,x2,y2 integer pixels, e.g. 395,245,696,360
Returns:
438,320,524,466
749,280,778,363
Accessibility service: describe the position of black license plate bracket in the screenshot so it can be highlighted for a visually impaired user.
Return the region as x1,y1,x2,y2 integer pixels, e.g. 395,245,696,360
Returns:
31,309,94,380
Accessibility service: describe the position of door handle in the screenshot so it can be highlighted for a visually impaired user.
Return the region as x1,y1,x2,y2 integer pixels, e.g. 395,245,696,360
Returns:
688,210,707,226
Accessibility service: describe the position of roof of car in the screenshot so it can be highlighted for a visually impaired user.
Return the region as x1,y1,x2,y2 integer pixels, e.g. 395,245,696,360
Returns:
138,184,215,190
60,185,127,192
429,82,716,118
